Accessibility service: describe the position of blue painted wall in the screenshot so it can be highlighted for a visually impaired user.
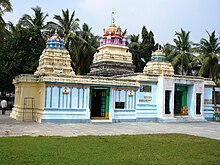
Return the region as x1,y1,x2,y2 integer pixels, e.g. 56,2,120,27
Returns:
112,89,137,120
42,85,90,123
187,85,194,116
40,78,211,123
136,84,157,119
204,87,214,120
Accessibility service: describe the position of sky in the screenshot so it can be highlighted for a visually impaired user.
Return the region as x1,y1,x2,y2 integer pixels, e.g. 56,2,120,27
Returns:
3,0,220,45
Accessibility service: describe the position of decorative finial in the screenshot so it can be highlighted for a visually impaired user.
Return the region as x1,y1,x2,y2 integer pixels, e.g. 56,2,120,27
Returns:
111,12,115,25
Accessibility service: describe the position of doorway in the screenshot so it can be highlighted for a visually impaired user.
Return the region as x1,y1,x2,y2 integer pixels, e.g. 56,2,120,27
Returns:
174,85,188,115
23,97,35,121
196,93,201,114
90,88,109,119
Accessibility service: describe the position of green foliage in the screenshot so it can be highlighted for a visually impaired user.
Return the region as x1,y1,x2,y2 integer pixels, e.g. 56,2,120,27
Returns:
17,6,49,41
128,26,157,72
169,28,196,75
194,31,220,81
18,6,48,30
163,43,176,62
46,9,80,46
0,0,12,43
47,10,99,75
0,134,219,164
0,27,45,91
0,0,12,14
70,23,99,75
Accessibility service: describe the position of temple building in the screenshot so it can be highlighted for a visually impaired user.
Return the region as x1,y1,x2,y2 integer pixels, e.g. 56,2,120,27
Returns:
10,20,215,123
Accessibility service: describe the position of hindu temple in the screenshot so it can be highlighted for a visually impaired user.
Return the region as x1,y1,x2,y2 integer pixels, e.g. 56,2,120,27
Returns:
10,19,215,123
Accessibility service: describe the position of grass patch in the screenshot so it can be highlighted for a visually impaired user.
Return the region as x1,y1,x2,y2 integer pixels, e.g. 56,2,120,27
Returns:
0,134,219,164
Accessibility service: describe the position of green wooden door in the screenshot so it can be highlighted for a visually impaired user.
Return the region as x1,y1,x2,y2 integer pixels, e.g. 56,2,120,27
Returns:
174,85,188,115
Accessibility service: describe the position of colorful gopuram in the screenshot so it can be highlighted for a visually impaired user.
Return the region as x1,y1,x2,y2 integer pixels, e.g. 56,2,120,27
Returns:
88,19,134,76
34,32,74,77
10,18,215,123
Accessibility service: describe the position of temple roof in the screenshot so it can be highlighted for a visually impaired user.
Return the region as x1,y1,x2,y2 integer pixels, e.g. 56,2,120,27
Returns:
151,49,165,62
46,33,65,49
103,22,123,38
143,49,174,75
100,18,126,46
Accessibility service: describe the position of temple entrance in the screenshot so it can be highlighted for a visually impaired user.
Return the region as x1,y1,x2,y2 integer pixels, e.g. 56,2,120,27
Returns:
174,85,188,115
90,88,109,119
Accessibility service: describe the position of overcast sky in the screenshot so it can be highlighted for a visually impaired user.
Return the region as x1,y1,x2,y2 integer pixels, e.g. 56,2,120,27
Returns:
3,0,220,45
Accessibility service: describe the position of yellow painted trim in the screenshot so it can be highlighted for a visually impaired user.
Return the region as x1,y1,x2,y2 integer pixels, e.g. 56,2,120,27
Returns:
90,112,109,120
90,117,109,120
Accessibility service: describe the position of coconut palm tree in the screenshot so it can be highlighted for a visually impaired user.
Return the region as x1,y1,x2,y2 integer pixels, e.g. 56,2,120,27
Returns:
194,31,220,81
163,43,177,62
128,26,157,72
0,0,12,13
128,34,140,72
18,6,48,32
172,28,195,75
69,23,99,75
194,31,220,110
0,0,12,43
46,9,79,49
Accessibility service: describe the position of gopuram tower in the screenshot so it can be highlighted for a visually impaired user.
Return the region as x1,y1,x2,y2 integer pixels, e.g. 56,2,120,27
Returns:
88,18,135,76
143,49,174,75
34,33,74,77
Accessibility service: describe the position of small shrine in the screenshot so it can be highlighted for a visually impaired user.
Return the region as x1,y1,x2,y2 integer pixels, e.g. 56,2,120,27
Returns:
143,50,174,75
10,17,215,123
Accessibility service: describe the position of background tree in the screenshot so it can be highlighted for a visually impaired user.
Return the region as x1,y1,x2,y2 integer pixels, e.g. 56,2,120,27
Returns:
47,9,99,74
0,0,12,43
0,27,45,91
163,43,177,62
194,31,220,108
194,31,220,81
128,26,157,72
128,34,140,72
46,9,79,49
69,23,99,75
171,28,195,75
0,0,12,14
18,6,48,39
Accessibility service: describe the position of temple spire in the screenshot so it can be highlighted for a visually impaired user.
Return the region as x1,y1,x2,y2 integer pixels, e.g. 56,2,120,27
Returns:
111,12,115,25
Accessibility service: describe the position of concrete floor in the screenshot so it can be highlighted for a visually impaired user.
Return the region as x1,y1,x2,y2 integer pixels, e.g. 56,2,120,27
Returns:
0,110,220,140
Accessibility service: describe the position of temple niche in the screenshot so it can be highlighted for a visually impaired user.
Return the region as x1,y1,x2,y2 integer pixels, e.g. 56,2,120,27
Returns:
10,17,215,123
